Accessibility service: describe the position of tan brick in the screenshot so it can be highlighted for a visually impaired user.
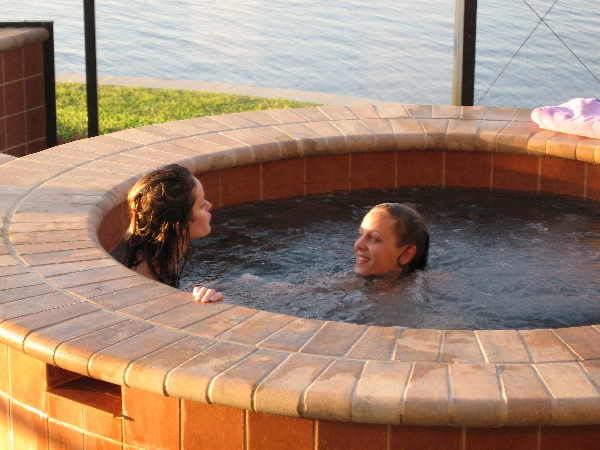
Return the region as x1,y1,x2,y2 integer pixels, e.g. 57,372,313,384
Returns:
254,353,333,417
346,326,397,360
403,362,450,426
441,330,484,363
394,328,441,362
209,348,288,410
477,330,530,363
352,360,412,424
303,358,363,421
449,363,504,426
535,362,600,425
300,321,365,357
258,318,323,352
520,329,577,362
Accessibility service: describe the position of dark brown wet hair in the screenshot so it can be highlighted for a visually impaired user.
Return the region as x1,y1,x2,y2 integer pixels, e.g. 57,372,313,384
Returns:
124,164,197,287
371,203,429,273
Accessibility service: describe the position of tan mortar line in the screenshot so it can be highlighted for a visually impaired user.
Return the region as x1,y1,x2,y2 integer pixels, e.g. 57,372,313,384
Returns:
495,364,509,426
348,360,368,422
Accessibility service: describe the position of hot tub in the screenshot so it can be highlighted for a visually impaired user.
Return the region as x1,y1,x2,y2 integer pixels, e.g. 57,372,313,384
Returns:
1,104,600,449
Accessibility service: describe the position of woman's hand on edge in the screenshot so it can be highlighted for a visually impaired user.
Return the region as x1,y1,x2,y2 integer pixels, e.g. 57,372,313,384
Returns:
193,286,224,303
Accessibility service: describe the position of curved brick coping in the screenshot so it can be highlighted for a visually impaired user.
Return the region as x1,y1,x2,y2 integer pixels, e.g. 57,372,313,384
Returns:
1,104,600,428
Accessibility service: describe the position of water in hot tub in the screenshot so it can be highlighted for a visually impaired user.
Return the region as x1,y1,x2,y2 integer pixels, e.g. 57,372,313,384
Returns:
180,187,600,330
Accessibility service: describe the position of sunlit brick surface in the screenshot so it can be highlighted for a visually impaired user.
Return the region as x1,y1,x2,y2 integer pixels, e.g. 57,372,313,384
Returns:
1,105,600,448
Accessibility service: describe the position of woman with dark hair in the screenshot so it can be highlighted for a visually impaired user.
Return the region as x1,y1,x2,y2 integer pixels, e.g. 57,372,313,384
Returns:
124,164,223,302
354,203,429,276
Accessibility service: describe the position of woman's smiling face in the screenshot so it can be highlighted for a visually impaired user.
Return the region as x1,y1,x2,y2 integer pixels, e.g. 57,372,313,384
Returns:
354,209,406,275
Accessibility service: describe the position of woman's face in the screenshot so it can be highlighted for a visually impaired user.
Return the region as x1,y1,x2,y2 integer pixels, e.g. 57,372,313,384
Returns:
188,178,213,241
354,209,406,275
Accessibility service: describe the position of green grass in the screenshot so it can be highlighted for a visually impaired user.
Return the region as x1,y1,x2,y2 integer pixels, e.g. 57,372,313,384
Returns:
56,82,317,143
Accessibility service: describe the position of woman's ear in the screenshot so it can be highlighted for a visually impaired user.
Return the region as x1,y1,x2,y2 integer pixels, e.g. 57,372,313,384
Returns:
399,244,417,266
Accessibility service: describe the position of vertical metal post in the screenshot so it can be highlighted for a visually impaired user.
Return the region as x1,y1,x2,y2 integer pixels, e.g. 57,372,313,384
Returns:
41,22,57,147
452,0,477,106
83,0,99,137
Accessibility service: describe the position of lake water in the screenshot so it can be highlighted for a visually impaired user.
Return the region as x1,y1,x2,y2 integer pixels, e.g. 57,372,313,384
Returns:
3,0,599,107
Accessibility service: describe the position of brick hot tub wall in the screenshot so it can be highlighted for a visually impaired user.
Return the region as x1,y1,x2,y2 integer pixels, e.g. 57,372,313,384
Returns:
0,27,49,158
1,105,600,450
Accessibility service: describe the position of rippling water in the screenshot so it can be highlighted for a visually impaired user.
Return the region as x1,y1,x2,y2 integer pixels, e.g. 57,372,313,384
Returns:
182,188,600,330
3,1,598,106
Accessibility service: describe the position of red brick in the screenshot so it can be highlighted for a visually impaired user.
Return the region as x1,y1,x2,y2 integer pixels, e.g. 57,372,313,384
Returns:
11,401,48,449
8,347,47,411
182,400,244,450
540,425,600,450
351,152,396,190
0,85,5,117
446,152,492,188
84,406,123,442
48,421,84,450
492,154,539,192
25,74,45,109
262,158,305,200
390,425,463,450
220,164,261,206
0,395,9,448
539,157,585,198
27,137,47,155
123,387,179,449
3,47,24,83
23,43,44,77
84,435,123,450
98,202,128,253
198,171,220,208
26,106,46,141
5,80,25,116
397,151,444,186
466,427,538,450
317,420,387,450
306,154,349,194
7,144,27,157
586,162,600,202
248,411,313,450
47,393,83,428
0,344,8,395
6,112,26,148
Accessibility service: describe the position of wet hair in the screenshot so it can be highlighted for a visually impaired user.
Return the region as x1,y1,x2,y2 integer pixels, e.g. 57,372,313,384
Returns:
124,164,197,287
371,203,429,273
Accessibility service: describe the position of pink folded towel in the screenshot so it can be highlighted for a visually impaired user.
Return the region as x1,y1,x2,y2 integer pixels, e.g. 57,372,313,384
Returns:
531,98,600,139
